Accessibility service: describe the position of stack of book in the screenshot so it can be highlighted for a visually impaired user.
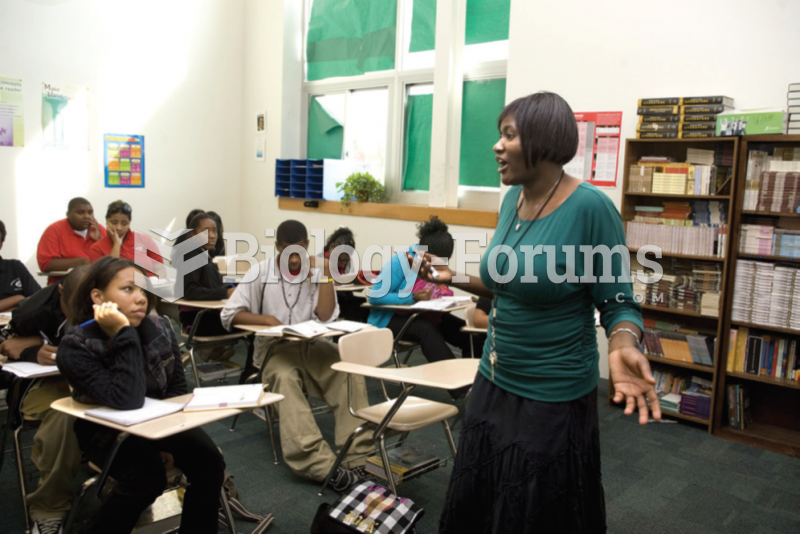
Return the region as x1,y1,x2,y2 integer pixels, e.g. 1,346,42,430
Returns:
768,266,794,327
730,260,800,328
742,151,770,210
628,165,654,192
755,171,800,213
693,261,723,317
680,382,712,419
739,224,774,255
686,148,714,165
727,384,752,430
789,82,800,135
743,148,800,212
641,329,715,366
727,327,800,379
626,201,727,258
364,446,440,485
658,392,682,414
636,96,734,139
715,142,735,166
772,229,800,258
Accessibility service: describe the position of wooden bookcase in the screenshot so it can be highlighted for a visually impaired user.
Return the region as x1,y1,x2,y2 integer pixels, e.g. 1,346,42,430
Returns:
608,137,740,433
713,134,800,457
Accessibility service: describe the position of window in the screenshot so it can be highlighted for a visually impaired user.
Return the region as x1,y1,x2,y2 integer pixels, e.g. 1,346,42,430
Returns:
302,0,510,209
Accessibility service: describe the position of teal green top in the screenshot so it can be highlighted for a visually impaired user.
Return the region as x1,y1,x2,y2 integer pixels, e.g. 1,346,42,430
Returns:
478,182,643,402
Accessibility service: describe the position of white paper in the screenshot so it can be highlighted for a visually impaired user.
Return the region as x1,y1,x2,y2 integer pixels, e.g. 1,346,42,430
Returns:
0,311,12,319
1,361,58,378
85,397,184,426
332,320,369,333
441,296,472,303
184,384,264,412
257,320,333,338
409,300,457,311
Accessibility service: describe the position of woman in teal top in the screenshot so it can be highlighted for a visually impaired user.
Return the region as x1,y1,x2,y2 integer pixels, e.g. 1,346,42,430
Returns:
420,92,662,533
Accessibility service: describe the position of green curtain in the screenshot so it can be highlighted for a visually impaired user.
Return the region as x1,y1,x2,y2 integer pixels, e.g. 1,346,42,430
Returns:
307,97,344,160
306,0,397,81
459,78,506,188
410,0,511,52
402,94,433,191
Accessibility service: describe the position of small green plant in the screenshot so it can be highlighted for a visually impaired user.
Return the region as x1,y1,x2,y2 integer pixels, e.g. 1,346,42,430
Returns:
336,172,387,209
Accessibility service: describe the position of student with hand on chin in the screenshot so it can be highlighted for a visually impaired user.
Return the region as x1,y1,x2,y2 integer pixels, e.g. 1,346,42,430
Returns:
0,219,41,312
37,197,107,285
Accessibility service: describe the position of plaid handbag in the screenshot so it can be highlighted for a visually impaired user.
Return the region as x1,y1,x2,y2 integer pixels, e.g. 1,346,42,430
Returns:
324,481,425,534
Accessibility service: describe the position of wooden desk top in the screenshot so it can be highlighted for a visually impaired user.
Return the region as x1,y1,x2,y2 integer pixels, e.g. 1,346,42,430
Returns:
461,326,487,334
51,392,284,440
332,358,479,390
167,299,228,310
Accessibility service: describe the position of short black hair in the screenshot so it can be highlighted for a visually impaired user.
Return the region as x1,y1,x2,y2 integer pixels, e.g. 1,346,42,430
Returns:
70,257,155,325
276,220,308,245
186,209,204,228
106,200,132,220
0,219,5,243
325,227,355,252
68,197,92,211
497,92,579,168
417,216,453,259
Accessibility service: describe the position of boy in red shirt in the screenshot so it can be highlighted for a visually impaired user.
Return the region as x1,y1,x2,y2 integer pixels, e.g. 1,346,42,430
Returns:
37,198,106,284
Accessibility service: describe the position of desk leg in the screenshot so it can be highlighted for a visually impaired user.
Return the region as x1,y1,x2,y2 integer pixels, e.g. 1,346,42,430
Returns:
186,309,211,387
219,487,238,534
96,432,130,499
392,313,422,368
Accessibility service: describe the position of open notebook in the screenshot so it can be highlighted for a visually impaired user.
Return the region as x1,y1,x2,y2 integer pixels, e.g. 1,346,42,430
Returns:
184,384,266,412
1,361,60,378
85,398,184,426
257,320,335,338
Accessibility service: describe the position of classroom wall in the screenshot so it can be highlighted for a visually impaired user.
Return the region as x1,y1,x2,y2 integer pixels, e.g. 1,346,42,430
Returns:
0,0,244,282
505,0,800,382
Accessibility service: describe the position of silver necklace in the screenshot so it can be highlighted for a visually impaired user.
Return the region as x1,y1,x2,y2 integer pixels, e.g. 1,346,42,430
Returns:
279,275,302,325
515,171,565,231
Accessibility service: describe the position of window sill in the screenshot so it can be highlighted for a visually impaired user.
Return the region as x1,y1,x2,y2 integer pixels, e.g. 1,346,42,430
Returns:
278,198,498,228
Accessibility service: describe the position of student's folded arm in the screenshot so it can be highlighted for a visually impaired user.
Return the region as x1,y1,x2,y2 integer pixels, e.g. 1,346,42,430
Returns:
20,344,44,363
183,266,229,301
0,295,24,312
56,328,148,410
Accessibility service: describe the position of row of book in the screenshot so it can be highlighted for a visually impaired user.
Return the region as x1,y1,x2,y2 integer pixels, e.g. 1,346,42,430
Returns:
632,259,722,316
732,260,800,330
636,95,734,139
742,148,800,213
787,82,799,135
652,369,712,420
739,223,800,259
726,326,800,380
627,222,727,258
628,149,732,195
727,384,752,430
642,328,715,367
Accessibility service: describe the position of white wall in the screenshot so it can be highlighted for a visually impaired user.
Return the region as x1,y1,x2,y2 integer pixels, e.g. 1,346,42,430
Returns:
506,0,800,378
0,0,244,282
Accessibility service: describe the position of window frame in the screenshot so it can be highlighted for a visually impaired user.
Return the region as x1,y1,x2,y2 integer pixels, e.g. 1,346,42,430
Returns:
300,0,508,211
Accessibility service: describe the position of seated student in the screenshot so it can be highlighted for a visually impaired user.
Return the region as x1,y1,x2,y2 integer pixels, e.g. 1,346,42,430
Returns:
324,227,369,323
0,266,88,534
206,211,226,258
57,257,225,534
0,219,41,311
220,220,371,491
88,200,165,277
37,197,107,285
367,217,474,369
176,211,236,361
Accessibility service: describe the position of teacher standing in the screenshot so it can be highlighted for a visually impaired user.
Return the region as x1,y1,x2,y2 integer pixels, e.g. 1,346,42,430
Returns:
417,92,661,533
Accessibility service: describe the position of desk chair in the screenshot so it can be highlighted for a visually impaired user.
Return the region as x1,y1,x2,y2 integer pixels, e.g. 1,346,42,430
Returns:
320,329,458,496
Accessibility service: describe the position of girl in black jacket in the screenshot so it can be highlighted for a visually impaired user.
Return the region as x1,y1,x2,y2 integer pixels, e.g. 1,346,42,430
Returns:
57,257,225,534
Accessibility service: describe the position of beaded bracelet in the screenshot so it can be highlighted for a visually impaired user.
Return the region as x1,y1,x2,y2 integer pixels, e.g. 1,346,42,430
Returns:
608,327,641,347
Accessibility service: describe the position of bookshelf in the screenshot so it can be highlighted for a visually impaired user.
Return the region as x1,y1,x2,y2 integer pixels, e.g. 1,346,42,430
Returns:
714,134,800,458
609,137,740,432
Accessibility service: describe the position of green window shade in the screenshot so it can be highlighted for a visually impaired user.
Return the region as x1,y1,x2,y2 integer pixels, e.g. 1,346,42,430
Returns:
307,97,343,160
306,0,397,82
459,78,506,188
402,94,433,191
409,0,511,52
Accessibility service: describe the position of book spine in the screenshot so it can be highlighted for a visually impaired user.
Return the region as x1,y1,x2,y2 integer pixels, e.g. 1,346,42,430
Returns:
727,385,737,427
680,121,718,131
638,98,682,106
682,114,720,122
683,96,728,105
637,131,678,139
680,132,716,139
637,122,679,132
683,104,728,114
638,106,680,115
639,115,681,123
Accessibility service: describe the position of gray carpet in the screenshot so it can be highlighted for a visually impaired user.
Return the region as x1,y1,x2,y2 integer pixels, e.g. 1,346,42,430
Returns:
3,347,800,533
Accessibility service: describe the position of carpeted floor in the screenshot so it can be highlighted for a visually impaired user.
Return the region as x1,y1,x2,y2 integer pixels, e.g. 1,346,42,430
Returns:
2,346,800,533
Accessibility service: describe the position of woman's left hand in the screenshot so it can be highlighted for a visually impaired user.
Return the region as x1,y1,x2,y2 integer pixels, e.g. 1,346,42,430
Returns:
609,345,661,425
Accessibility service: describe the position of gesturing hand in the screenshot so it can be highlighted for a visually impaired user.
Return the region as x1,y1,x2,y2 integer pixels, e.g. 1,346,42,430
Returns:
408,251,452,285
94,302,130,337
609,345,661,425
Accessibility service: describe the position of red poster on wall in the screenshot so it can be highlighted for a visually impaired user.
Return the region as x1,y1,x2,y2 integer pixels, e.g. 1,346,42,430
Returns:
563,111,622,188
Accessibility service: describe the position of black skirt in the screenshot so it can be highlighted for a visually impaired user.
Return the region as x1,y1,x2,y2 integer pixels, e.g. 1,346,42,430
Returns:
439,374,606,534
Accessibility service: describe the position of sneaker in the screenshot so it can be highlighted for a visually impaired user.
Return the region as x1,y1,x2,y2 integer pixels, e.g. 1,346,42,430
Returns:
32,518,63,534
331,466,363,494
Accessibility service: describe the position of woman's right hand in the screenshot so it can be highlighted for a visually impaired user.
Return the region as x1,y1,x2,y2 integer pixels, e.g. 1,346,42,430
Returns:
412,288,432,302
109,229,122,247
94,302,130,337
411,251,453,285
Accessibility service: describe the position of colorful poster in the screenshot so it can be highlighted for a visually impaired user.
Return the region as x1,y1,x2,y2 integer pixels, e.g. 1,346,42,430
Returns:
42,83,89,150
0,77,24,147
564,111,623,187
104,134,145,188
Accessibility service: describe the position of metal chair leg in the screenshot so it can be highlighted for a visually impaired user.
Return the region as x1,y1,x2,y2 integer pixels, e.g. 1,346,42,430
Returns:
219,486,238,534
13,427,31,533
441,420,458,458
263,405,279,465
63,474,99,534
378,434,398,496
319,423,368,496
188,347,201,387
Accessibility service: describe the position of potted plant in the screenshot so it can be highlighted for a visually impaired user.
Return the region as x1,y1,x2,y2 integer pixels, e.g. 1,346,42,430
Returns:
335,171,387,209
